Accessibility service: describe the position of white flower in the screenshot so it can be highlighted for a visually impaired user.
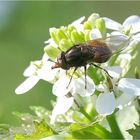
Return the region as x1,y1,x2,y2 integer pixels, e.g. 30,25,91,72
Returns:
96,92,116,115
73,76,95,97
116,78,140,109
105,66,122,79
50,96,74,124
51,74,95,123
116,53,132,75
95,66,140,115
15,54,60,94
95,66,121,115
52,75,74,97
118,78,140,96
71,16,85,32
103,15,140,41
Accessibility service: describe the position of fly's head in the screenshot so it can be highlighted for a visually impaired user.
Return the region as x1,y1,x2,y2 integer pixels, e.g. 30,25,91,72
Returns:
51,52,70,70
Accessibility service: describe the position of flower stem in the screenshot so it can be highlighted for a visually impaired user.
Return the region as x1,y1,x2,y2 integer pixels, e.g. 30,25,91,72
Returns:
106,114,124,139
80,107,93,121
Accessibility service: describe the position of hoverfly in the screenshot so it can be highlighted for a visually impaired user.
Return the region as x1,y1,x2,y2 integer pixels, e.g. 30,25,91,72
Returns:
52,35,129,89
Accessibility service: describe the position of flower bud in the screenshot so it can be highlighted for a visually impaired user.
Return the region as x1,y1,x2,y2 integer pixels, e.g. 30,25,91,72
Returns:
49,28,59,44
56,29,68,40
96,18,107,38
44,45,61,61
59,39,73,51
84,21,92,30
84,30,90,41
71,30,84,44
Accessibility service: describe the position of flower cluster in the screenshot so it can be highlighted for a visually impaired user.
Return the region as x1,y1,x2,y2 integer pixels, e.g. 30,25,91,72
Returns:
15,13,140,124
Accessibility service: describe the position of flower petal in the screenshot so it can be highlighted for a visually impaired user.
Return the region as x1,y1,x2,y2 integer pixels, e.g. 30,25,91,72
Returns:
23,60,42,77
15,76,40,94
37,61,59,82
71,16,85,32
103,17,122,31
110,31,124,36
133,33,140,42
116,93,135,109
71,16,85,25
123,15,140,26
95,93,116,115
118,78,140,96
74,76,95,97
23,64,37,77
50,96,74,124
52,76,74,97
123,15,140,33
90,29,102,39
96,84,106,92
42,53,49,61
105,66,122,79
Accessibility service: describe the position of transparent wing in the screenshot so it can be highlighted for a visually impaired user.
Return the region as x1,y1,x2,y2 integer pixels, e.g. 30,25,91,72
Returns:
104,35,130,53
86,35,130,53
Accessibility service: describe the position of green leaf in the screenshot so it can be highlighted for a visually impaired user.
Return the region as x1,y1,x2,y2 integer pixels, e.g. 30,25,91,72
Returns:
68,123,113,139
14,121,56,140
72,111,90,124
127,124,140,140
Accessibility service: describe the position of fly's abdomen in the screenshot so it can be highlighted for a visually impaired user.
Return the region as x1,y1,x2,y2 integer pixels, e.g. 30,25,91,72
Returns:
93,46,112,63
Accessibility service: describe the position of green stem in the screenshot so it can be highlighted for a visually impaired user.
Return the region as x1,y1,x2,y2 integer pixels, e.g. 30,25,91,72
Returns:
108,53,119,66
80,107,93,121
86,123,114,139
79,108,115,139
106,114,124,139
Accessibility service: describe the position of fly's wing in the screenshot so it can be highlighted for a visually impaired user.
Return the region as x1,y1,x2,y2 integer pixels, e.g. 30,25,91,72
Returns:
104,35,130,53
86,35,130,54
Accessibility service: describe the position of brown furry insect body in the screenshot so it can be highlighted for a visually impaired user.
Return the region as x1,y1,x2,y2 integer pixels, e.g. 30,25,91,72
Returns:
52,35,129,89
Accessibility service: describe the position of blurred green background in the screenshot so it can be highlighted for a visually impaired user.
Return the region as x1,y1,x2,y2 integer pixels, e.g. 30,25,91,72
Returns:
0,1,140,125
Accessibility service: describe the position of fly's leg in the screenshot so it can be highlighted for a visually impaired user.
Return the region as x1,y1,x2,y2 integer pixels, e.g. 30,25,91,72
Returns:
91,63,113,92
91,63,113,79
84,66,87,89
66,67,77,89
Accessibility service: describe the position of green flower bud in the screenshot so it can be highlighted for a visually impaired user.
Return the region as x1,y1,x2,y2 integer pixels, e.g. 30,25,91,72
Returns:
88,13,100,22
124,25,132,36
56,29,68,40
79,31,85,42
44,45,61,61
67,25,76,37
49,28,59,44
88,13,100,28
68,25,76,32
96,18,106,38
59,39,73,51
84,30,90,41
71,30,85,44
84,21,92,30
